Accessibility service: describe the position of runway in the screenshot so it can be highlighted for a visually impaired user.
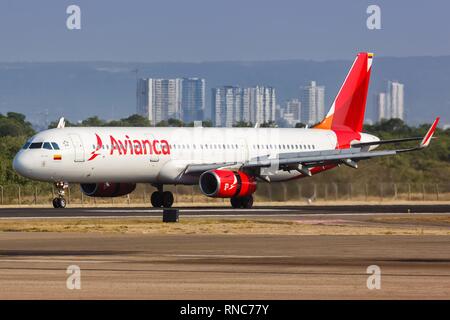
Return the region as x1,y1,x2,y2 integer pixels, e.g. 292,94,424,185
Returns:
0,233,449,299
0,204,449,219
0,204,449,299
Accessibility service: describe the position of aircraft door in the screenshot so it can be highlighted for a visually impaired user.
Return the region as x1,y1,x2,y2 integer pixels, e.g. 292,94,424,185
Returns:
69,134,85,162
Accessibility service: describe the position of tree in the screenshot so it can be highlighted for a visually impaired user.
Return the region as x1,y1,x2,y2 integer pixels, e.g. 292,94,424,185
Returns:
202,120,213,127
260,121,277,128
81,116,105,127
120,114,151,127
0,112,35,137
233,121,253,127
295,122,307,128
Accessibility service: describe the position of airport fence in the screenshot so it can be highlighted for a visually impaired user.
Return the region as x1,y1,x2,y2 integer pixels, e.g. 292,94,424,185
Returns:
0,182,449,206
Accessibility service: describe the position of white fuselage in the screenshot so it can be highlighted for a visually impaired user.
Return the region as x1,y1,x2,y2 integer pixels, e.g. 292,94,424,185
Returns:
13,126,377,184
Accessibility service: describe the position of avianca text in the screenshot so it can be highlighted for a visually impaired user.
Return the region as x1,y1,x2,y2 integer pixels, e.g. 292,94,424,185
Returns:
109,135,171,155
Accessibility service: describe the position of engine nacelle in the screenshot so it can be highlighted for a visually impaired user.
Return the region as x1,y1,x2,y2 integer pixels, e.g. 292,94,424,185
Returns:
80,183,136,197
199,170,256,198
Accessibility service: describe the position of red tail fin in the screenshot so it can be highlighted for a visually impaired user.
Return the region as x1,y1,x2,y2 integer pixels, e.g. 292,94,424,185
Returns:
315,52,373,133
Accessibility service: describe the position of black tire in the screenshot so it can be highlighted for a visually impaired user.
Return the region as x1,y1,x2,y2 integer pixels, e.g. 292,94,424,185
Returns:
59,198,66,208
162,191,174,208
151,192,163,207
52,198,60,208
241,195,253,209
230,197,242,209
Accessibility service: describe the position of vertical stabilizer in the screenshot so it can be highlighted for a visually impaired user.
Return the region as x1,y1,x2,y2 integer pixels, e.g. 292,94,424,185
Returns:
315,52,373,133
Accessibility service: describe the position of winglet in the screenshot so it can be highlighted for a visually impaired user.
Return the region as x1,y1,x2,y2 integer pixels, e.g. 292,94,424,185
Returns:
57,117,65,129
420,117,440,148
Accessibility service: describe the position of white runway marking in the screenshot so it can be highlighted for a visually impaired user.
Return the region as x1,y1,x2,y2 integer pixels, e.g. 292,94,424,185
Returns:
0,212,445,220
86,208,294,213
0,254,293,264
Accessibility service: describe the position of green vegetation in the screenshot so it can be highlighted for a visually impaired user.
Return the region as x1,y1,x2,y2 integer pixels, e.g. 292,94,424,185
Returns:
315,119,450,184
0,113,448,187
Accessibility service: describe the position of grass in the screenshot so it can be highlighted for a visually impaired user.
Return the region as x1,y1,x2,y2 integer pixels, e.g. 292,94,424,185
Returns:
0,217,449,236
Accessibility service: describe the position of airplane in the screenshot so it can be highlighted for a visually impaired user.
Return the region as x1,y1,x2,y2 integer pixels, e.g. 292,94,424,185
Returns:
13,52,440,209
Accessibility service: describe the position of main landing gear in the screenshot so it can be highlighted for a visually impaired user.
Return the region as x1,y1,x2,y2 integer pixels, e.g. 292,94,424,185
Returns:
53,181,68,208
150,184,174,208
230,195,254,209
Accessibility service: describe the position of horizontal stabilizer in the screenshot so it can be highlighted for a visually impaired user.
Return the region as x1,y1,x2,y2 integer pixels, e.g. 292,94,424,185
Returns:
419,117,440,148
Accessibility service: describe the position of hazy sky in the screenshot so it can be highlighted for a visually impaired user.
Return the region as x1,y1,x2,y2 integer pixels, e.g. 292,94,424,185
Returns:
0,0,449,62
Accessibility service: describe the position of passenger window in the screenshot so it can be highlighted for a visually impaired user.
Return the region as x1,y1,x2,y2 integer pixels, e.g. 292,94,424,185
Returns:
43,142,53,150
29,142,43,149
51,142,60,150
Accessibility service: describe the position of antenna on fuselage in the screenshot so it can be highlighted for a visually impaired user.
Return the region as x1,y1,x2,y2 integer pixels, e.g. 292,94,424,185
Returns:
57,117,66,129
254,122,260,128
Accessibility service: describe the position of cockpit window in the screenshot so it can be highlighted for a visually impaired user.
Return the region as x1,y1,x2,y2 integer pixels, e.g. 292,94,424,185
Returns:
51,142,60,150
43,142,53,150
29,142,43,149
22,142,31,149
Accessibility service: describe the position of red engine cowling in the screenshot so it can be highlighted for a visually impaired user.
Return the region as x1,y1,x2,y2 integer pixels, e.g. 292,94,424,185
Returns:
80,183,136,197
199,170,256,198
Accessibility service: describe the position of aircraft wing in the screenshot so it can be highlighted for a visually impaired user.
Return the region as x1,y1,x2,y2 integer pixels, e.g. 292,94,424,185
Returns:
184,162,239,174
244,117,440,172
184,117,440,175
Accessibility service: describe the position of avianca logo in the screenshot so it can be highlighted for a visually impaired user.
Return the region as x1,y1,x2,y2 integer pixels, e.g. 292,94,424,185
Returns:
223,175,237,191
88,134,171,161
88,134,103,161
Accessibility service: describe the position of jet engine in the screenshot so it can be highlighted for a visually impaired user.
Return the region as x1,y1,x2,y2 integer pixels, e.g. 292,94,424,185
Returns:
199,170,256,198
80,183,136,197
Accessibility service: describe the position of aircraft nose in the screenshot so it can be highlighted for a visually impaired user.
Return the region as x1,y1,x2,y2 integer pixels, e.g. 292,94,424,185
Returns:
13,151,33,177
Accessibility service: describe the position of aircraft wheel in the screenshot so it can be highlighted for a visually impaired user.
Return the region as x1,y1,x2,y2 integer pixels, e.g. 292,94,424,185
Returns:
241,195,253,209
59,198,66,208
230,197,241,209
52,197,66,208
151,192,163,207
162,191,174,208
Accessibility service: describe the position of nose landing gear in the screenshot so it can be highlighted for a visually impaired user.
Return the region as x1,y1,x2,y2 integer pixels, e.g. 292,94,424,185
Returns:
52,181,68,208
150,184,174,208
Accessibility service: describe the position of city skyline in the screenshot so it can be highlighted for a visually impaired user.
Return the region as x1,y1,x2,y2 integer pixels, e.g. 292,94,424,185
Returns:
212,86,276,127
1,56,446,128
376,81,405,122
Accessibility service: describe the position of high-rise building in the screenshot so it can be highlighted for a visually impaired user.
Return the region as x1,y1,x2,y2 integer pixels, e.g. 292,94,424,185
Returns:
387,81,404,120
376,81,405,121
212,86,239,127
301,81,325,125
137,78,182,125
286,99,301,122
212,86,276,127
181,78,205,123
376,92,387,121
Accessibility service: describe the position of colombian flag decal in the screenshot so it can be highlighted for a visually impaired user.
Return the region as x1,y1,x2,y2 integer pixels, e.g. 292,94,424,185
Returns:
53,154,62,160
